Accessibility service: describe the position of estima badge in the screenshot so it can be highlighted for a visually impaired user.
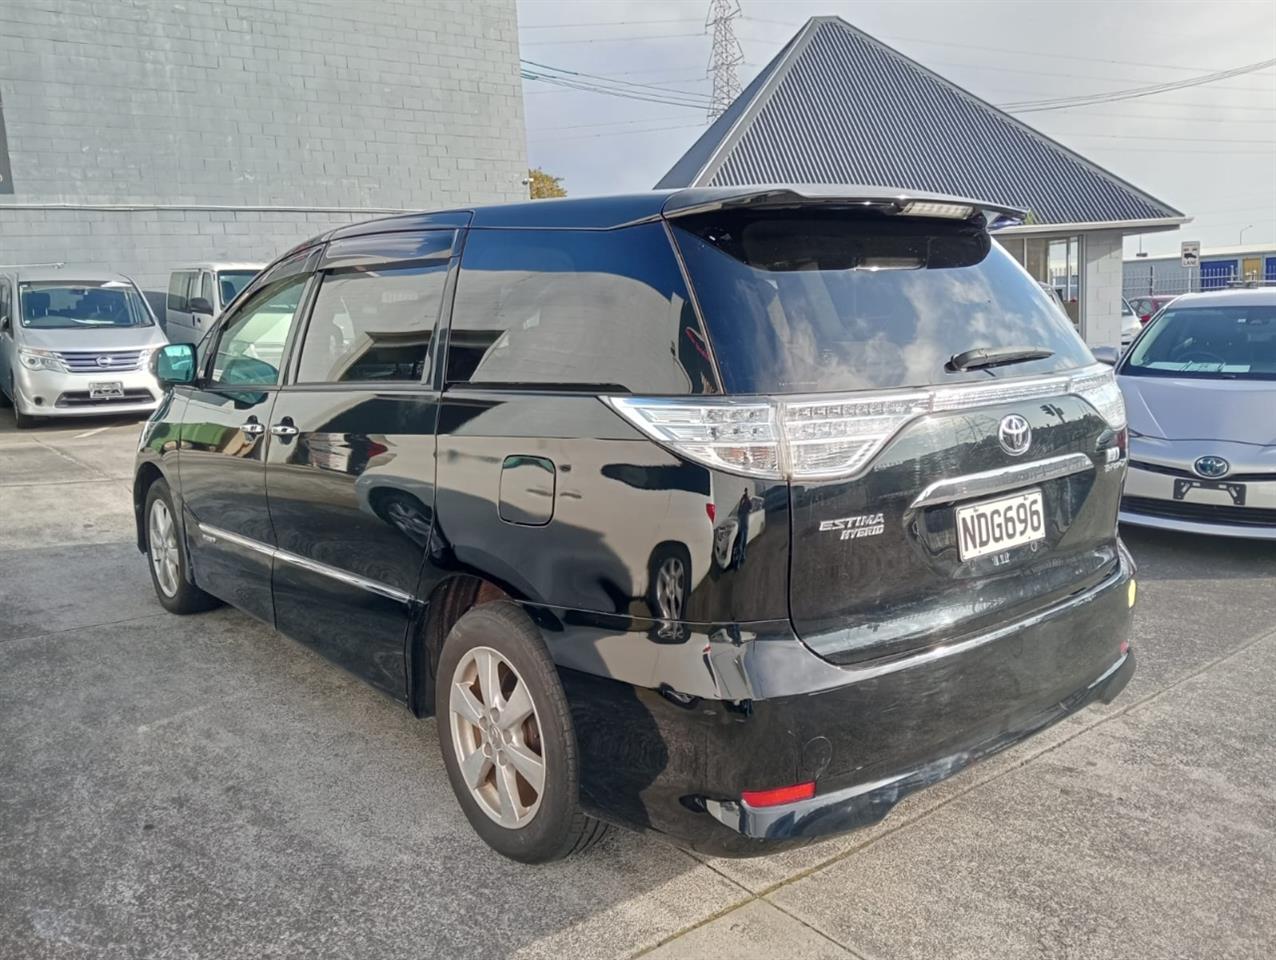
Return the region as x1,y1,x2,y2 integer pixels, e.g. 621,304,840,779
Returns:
998,414,1032,456
819,513,885,541
1193,456,1230,479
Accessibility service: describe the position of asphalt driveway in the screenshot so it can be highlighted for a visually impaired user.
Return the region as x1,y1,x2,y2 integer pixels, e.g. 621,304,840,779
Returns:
1,408,1274,959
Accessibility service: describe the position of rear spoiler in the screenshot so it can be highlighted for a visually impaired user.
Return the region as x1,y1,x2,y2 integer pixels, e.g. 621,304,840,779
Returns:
661,185,1026,229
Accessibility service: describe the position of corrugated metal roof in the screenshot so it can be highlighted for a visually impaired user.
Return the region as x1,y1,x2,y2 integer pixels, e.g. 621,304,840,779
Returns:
656,17,1184,227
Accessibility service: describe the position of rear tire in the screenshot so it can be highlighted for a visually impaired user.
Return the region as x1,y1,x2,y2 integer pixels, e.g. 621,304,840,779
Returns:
436,601,608,863
144,478,221,615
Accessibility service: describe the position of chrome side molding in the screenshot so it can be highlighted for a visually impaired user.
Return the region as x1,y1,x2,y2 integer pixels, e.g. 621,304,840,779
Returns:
910,452,1094,509
197,523,414,605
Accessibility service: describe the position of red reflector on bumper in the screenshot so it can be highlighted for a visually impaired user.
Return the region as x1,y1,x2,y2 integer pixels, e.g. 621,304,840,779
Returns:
741,782,816,808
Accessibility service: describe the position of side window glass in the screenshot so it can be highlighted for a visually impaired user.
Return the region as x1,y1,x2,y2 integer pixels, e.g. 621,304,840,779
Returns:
167,272,189,312
211,276,307,385
297,263,447,383
0,281,10,327
446,224,715,394
201,272,215,305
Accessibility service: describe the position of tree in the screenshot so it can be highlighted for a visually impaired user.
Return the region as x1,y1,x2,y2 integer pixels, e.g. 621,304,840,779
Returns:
527,168,566,199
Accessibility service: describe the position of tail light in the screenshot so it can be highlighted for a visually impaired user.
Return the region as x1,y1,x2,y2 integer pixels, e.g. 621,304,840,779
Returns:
605,365,1127,481
741,781,816,807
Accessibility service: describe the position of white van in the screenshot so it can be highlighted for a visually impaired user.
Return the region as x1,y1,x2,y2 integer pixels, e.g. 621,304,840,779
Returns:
165,262,263,345
0,265,167,428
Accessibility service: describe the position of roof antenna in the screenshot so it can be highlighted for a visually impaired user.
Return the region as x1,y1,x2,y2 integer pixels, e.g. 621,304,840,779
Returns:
705,0,744,121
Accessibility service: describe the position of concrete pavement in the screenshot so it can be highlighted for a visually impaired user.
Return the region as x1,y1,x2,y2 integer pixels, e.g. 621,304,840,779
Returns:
1,406,1274,959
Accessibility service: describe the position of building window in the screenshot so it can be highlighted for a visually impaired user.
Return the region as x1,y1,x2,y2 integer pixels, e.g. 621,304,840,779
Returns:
999,235,1083,332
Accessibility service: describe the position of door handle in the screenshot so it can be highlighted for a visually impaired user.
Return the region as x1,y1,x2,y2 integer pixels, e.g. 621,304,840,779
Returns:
270,421,299,437
241,419,266,436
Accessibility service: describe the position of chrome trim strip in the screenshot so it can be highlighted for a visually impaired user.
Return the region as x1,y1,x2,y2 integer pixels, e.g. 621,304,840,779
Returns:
910,452,1095,509
198,523,273,557
197,523,414,604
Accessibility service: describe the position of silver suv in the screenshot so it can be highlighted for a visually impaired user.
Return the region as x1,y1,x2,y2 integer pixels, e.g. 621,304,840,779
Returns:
0,265,167,428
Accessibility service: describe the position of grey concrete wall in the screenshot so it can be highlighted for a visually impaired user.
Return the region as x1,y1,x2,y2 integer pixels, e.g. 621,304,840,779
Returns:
1082,230,1124,348
0,0,526,303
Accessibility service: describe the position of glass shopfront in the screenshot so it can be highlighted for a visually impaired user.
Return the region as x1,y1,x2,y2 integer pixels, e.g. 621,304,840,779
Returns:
1000,235,1083,331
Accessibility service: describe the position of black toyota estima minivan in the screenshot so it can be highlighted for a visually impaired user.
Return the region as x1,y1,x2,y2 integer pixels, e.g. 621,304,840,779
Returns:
136,187,1136,862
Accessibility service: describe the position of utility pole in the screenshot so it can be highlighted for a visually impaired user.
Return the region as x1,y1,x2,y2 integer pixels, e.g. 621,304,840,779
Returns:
705,0,744,121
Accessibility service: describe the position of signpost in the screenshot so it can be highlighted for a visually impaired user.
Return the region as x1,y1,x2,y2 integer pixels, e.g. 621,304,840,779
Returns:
1181,241,1200,291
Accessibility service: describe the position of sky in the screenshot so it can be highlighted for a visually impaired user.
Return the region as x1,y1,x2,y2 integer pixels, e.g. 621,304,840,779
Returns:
517,0,1276,258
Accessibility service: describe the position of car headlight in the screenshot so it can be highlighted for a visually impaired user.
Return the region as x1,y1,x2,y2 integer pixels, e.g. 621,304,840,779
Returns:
17,347,65,372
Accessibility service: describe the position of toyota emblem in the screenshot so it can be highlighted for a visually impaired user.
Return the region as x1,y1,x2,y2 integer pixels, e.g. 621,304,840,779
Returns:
96,355,113,368
998,415,1032,456
1193,456,1230,479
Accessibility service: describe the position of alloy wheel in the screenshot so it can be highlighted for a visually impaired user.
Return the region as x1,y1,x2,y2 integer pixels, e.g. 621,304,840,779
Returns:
656,556,685,621
148,498,180,598
447,645,546,829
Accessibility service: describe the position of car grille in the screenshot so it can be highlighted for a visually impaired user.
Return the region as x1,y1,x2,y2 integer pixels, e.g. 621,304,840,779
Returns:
1129,460,1276,484
55,388,156,407
55,350,145,373
1122,496,1276,528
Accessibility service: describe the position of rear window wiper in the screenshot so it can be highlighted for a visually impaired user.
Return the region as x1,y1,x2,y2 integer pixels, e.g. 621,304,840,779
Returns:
947,346,1054,372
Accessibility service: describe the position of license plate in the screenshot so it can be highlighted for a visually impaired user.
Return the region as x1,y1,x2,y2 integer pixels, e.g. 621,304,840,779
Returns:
89,381,124,399
956,489,1045,561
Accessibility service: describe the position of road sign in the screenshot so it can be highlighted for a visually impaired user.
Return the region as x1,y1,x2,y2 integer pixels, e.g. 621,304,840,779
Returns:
1180,241,1200,268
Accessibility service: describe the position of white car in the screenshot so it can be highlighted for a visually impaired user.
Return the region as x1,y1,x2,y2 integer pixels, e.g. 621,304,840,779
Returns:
1120,298,1141,347
0,266,167,428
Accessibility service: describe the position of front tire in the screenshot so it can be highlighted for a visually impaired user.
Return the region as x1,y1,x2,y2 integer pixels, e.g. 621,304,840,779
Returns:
144,478,220,614
436,601,608,863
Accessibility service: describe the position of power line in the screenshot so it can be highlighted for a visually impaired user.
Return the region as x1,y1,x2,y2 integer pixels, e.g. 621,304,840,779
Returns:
530,115,696,133
528,122,705,144
521,72,709,108
521,60,710,100
1046,132,1276,145
1005,58,1276,112
520,32,705,47
520,18,701,31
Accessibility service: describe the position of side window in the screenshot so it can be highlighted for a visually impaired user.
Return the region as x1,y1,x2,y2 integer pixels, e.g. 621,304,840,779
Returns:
200,271,215,306
211,276,308,385
167,272,190,312
0,280,11,327
296,263,447,383
446,224,716,394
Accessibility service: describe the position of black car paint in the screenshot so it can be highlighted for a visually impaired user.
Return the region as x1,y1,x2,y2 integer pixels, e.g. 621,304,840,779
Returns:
134,190,1134,856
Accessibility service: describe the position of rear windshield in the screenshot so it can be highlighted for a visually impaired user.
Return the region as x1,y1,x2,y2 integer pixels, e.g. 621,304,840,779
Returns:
19,281,153,329
671,210,1094,393
1121,303,1276,380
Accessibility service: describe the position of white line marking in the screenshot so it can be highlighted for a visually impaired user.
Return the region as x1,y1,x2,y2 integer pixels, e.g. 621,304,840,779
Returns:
74,426,112,439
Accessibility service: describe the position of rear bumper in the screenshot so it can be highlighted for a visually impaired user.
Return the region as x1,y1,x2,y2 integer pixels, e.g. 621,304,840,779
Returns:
705,649,1133,842
557,549,1136,857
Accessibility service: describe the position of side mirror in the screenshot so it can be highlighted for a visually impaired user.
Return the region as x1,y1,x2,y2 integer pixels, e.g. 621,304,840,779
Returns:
188,296,214,316
151,342,198,386
1091,345,1121,367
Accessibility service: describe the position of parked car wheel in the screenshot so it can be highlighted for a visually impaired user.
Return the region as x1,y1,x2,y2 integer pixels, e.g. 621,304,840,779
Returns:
144,479,221,614
435,601,608,862
12,406,36,430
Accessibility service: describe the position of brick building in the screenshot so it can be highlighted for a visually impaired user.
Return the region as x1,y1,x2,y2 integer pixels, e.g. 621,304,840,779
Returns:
0,0,526,306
